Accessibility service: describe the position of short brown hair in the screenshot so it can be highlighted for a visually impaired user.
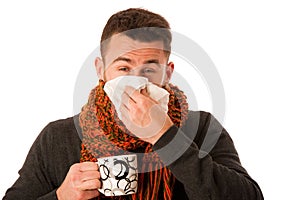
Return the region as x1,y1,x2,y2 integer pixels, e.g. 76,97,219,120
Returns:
100,8,172,60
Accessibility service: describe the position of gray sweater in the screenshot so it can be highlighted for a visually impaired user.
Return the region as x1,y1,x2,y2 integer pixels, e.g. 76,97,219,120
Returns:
3,111,263,200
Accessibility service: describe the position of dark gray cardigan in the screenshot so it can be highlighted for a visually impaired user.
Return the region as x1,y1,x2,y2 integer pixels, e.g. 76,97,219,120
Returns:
3,111,263,200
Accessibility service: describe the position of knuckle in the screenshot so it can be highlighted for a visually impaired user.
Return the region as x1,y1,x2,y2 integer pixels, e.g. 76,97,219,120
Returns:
95,171,101,179
69,164,76,171
70,163,80,171
97,182,101,189
91,179,101,188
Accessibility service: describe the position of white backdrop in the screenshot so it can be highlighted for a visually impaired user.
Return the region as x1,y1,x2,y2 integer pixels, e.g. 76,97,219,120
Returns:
1,1,299,199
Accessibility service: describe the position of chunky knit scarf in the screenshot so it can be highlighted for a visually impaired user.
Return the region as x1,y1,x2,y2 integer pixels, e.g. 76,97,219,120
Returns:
79,80,188,200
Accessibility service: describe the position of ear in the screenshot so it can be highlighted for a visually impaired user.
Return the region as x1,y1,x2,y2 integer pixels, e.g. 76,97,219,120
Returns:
94,57,104,80
164,61,174,84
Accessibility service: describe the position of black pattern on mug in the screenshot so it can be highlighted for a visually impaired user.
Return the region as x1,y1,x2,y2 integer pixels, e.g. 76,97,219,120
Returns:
98,154,138,196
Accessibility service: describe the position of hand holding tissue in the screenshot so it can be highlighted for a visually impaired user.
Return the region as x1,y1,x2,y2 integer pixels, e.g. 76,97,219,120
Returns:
103,76,173,144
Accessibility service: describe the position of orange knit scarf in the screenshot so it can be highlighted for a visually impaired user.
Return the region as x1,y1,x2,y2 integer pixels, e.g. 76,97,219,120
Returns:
79,80,188,200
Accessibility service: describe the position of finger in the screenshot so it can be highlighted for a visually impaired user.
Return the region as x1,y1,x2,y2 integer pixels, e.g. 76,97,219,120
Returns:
78,162,99,172
141,88,159,104
81,170,100,182
124,86,144,102
119,104,132,127
125,86,157,106
120,109,129,124
119,109,132,129
141,88,149,96
121,91,136,108
120,102,129,116
78,179,101,191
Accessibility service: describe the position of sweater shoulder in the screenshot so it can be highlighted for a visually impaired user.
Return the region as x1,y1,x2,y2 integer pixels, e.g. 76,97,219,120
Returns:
38,114,82,143
183,110,212,135
47,114,79,130
183,110,222,148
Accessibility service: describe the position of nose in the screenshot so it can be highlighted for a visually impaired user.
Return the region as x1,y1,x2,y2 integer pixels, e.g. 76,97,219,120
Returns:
129,69,141,76
128,67,144,77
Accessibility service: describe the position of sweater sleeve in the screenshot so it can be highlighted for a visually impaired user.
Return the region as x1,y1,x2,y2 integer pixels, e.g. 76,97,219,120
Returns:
3,124,59,200
3,117,81,200
153,111,264,200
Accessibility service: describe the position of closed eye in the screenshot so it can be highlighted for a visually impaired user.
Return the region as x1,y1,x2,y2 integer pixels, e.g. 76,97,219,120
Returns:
118,66,130,72
142,68,156,73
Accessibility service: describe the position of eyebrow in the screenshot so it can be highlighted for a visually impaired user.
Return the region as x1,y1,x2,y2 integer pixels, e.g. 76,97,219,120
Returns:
144,59,160,64
112,57,161,67
144,59,161,68
112,56,132,64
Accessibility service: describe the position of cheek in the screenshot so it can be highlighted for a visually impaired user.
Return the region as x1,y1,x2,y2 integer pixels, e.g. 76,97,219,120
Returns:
103,68,119,82
146,73,166,85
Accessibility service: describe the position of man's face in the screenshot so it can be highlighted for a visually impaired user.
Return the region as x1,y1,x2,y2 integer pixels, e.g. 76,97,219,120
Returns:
96,34,173,86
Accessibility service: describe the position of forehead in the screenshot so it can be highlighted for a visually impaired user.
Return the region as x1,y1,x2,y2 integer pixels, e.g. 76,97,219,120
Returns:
103,33,165,65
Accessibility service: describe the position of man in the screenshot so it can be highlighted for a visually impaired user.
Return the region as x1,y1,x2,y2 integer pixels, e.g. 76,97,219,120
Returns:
3,8,263,200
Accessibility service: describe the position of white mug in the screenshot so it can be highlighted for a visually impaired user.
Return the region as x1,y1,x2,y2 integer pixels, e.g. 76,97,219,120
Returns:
97,154,138,196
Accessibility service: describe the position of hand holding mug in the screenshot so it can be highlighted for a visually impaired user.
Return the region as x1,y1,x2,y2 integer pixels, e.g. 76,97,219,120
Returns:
56,162,101,200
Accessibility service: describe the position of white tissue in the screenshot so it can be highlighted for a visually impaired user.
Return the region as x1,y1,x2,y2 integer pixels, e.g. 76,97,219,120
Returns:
103,76,169,120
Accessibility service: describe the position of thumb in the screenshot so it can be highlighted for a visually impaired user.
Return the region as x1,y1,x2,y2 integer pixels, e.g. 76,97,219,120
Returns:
141,87,149,96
